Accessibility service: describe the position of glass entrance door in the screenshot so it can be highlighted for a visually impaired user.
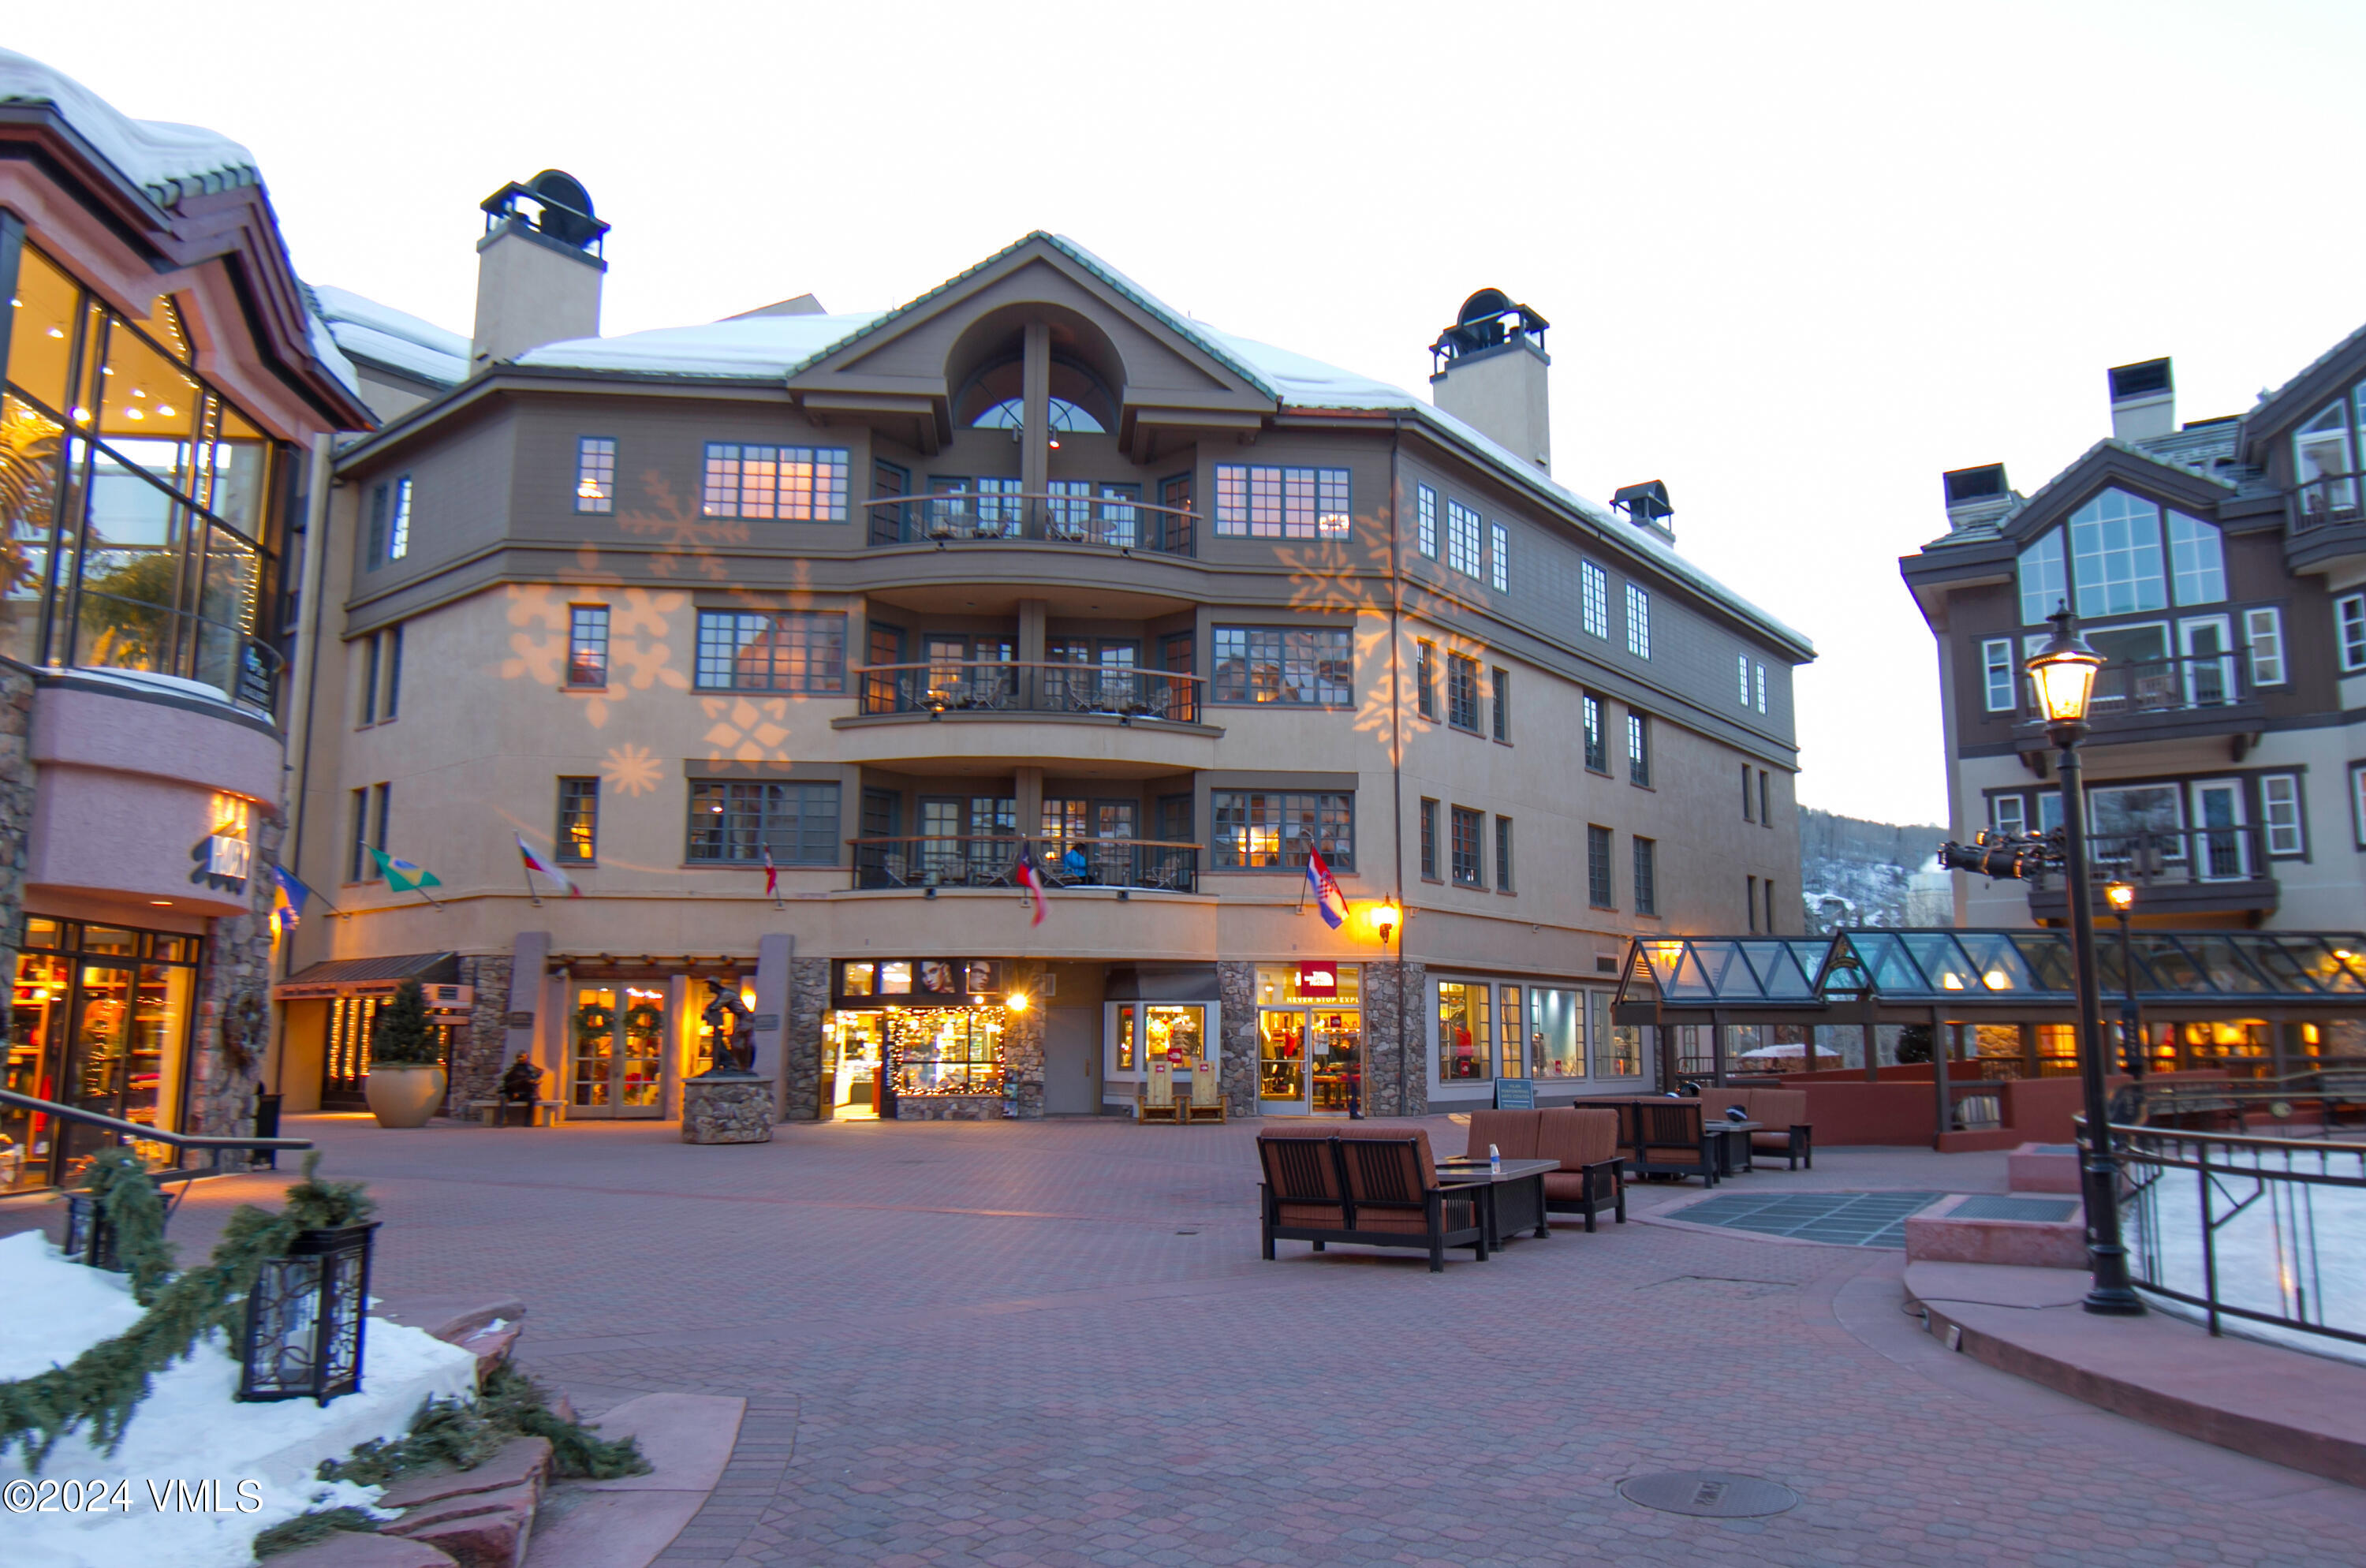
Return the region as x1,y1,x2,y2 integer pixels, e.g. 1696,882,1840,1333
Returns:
2192,781,2250,882
569,984,667,1118
825,1011,884,1118
1308,1010,1361,1113
1259,1010,1307,1112
3,952,70,1192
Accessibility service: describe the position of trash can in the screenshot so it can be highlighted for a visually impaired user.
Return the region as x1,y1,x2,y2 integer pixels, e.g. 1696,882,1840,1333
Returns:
252,1092,283,1170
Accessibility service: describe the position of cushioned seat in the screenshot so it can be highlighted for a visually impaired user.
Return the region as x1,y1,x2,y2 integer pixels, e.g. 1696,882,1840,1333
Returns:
1465,1108,1543,1162
1256,1126,1484,1271
1533,1107,1625,1229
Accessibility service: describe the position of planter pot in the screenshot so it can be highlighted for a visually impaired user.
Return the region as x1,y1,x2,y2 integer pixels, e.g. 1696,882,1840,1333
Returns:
364,1064,448,1128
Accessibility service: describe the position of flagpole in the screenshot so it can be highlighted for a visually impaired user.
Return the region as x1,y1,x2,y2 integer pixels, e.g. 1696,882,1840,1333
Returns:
521,861,543,908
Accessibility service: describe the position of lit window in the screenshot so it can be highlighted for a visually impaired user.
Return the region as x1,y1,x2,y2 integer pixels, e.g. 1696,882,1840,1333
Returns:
1211,626,1351,704
1737,654,1751,706
2067,488,2166,618
1446,500,1482,577
1580,561,1609,639
1211,790,1353,870
693,610,848,692
1625,583,1651,659
1417,483,1437,558
1489,521,1509,592
1212,465,1349,537
1982,638,2017,712
557,778,599,863
700,443,850,521
387,476,412,561
1755,662,1767,715
575,437,615,513
568,606,610,687
2167,511,2225,604
2244,607,2285,687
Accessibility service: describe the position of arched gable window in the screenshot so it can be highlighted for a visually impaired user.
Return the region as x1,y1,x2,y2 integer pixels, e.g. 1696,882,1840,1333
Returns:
971,396,1104,434
2017,486,2226,625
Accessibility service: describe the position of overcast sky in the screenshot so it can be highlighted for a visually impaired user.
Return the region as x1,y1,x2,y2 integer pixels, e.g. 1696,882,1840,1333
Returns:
19,2,2366,826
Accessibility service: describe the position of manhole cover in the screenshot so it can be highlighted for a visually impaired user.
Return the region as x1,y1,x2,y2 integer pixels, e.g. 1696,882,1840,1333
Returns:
1619,1470,1799,1518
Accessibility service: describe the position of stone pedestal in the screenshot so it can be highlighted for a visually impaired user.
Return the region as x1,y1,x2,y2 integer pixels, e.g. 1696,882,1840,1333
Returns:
681,1077,774,1144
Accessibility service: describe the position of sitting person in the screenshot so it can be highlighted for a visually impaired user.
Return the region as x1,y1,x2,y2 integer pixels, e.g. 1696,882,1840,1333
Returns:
1062,842,1092,883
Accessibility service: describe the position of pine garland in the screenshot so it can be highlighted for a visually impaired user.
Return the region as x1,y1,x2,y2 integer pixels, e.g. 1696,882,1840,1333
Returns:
78,1148,176,1305
0,1155,375,1472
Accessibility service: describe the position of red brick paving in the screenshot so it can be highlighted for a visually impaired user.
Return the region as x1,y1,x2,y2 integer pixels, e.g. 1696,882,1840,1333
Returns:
9,1113,2362,1565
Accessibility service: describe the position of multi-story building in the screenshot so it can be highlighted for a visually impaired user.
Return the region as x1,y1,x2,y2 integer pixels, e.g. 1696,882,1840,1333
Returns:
0,52,372,1189
1903,338,2366,1066
274,185,1811,1123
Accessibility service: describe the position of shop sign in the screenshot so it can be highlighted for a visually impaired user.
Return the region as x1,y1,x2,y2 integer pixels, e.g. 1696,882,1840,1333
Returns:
190,833,252,893
504,1010,536,1029
1292,964,1339,999
837,958,1001,1005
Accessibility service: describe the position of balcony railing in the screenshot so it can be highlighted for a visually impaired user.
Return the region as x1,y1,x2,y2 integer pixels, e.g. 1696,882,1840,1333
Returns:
860,491,1197,555
2024,825,2277,917
856,661,1204,724
2288,471,2365,533
849,835,1198,894
2017,652,2251,724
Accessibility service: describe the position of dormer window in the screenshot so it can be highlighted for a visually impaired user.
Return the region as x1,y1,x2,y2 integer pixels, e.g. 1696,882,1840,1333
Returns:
2295,401,2356,517
2017,486,2224,625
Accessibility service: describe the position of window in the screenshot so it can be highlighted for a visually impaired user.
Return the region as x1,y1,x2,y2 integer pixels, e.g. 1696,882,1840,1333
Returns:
1763,877,1778,935
1583,694,1607,773
348,786,370,883
347,781,392,883
2262,775,2304,857
693,610,847,692
2017,527,2067,625
1159,472,1192,549
1982,638,2017,712
558,778,599,863
1211,790,1354,870
1587,825,1613,908
1212,464,1350,537
1627,712,1651,786
1528,988,1584,1079
1489,521,1509,592
1447,653,1480,730
2244,607,2286,687
1748,875,1760,931
568,606,610,688
368,476,412,568
1416,483,1437,558
1755,663,1767,715
1581,561,1609,639
1420,798,1439,879
700,443,850,521
1625,583,1651,658
1211,626,1351,704
575,437,615,513
1495,815,1514,892
2338,595,2366,673
1450,806,1485,887
2167,511,2226,605
1633,836,1658,917
1491,667,1510,741
687,780,840,864
386,476,412,561
1760,770,1771,827
1446,500,1482,577
1416,639,1437,719
1741,763,1754,821
1438,981,1493,1081
1737,654,1752,706
383,625,403,720
1991,794,2028,838
2068,488,2166,618
2295,401,2356,517
2354,766,2366,849
360,633,381,725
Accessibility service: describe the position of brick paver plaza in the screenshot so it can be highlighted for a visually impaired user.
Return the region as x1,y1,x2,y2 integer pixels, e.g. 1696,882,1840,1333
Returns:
73,1116,2366,1565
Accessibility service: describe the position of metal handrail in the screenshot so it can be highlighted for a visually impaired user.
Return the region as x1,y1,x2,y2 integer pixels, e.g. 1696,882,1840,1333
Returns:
845,834,1200,894
853,659,1204,722
859,490,1199,554
2016,651,2252,722
2288,471,2365,532
0,1088,313,1177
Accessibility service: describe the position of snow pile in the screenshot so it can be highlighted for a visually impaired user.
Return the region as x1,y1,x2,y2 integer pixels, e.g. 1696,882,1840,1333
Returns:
310,286,471,389
0,1230,478,1567
0,50,256,206
2132,1163,2366,1366
517,311,884,379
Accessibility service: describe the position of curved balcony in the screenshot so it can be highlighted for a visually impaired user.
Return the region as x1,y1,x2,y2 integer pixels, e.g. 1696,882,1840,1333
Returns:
861,491,1198,555
832,660,1219,772
858,661,1203,722
849,835,1198,893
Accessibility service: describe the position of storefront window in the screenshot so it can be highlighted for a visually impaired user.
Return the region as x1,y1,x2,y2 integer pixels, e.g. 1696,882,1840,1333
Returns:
1438,981,1491,1081
1528,987,1584,1077
893,1007,1004,1096
569,985,666,1114
1112,1003,1207,1077
1255,965,1359,1113
1594,990,1645,1078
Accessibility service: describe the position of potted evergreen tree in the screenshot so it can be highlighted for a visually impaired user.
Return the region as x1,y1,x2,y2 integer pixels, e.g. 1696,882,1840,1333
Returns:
364,979,447,1128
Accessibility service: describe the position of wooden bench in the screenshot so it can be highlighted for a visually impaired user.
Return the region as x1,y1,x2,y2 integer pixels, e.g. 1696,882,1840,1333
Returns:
467,1098,565,1128
1257,1126,1486,1271
1691,1085,1815,1170
1465,1107,1627,1231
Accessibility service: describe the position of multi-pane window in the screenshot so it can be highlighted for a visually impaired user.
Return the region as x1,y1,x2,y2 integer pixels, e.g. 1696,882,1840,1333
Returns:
2338,594,2366,672
1760,770,1771,827
1417,483,1438,558
1495,815,1514,892
360,632,383,724
1583,694,1606,772
2017,527,2067,625
693,610,847,692
1633,836,1658,917
1446,653,1480,730
1624,583,1651,658
1438,981,1493,1081
1627,712,1651,786
2068,488,2167,618
557,778,599,863
1212,464,1350,537
368,476,413,567
687,781,841,864
1491,667,1510,741
1211,626,1352,704
568,605,610,687
346,781,392,883
700,443,850,521
1450,806,1485,887
1580,561,1609,639
575,437,616,513
1446,500,1482,577
1587,824,1614,908
1741,763,1755,821
1991,794,2028,838
1489,522,1509,592
2168,511,2226,604
1420,798,1439,879
1211,790,1354,870
2244,607,2286,686
1983,637,2016,712
2262,775,2304,857
383,625,404,720
1737,654,1752,706
1755,663,1767,715
1416,639,1438,719
2296,401,2357,516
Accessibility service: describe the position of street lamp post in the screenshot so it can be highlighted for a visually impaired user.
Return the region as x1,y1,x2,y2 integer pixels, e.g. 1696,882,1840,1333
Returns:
2026,607,2146,1316
2105,879,2144,1079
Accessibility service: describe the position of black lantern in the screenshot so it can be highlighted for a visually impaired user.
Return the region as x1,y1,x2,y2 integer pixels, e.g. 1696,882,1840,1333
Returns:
62,1192,121,1271
237,1221,379,1403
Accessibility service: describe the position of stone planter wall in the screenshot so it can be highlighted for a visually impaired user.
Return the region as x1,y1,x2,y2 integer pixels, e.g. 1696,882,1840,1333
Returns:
682,1077,775,1143
895,1094,1006,1122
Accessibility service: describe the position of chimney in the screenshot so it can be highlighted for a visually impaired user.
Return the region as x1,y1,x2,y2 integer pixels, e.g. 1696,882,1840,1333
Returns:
2108,357,2174,442
1611,480,1674,544
471,170,608,373
1428,289,1551,472
1941,463,2013,532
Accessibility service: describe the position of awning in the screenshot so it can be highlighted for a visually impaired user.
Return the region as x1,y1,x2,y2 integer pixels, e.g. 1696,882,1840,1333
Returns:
274,951,459,1000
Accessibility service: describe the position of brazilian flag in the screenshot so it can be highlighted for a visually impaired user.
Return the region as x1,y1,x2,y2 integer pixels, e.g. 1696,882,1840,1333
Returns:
368,846,443,893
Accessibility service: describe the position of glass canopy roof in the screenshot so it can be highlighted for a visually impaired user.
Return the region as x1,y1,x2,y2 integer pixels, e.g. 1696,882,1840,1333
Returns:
1621,930,2366,1010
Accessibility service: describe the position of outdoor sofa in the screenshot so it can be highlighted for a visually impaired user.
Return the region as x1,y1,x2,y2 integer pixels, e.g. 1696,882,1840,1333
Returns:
1564,1097,1722,1183
1463,1107,1626,1230
1689,1085,1815,1170
1256,1125,1486,1271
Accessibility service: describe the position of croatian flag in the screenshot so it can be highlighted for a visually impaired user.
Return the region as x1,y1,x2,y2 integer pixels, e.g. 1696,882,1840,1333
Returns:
1306,846,1349,930
515,834,580,898
1016,859,1048,926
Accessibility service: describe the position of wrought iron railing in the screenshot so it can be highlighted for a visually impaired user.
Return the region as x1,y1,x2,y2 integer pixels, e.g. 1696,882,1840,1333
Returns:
2116,1120,2366,1350
2017,824,2275,894
0,1086,314,1188
2123,1069,2366,1133
860,490,1197,554
2288,472,2364,533
2017,651,2250,723
856,660,1203,722
848,835,1198,893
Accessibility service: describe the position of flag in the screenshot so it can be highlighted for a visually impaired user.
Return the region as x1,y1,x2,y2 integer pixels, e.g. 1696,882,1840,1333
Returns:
272,865,311,935
1015,859,1048,926
368,846,442,893
763,844,778,898
1306,846,1349,931
516,834,580,898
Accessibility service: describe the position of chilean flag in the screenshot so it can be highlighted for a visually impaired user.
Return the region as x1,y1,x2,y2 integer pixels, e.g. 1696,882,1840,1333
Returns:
1306,846,1349,930
1015,859,1048,926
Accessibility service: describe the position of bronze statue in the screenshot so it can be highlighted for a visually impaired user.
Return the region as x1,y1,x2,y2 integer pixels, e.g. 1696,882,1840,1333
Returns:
700,978,757,1076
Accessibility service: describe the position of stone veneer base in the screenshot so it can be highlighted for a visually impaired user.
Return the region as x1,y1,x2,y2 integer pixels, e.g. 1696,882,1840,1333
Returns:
895,1095,1008,1122
681,1077,775,1143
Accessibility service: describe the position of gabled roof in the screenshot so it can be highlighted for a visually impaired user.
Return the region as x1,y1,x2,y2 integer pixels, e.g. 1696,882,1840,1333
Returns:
1909,438,2234,559
310,284,469,389
2242,315,2366,453
0,47,256,206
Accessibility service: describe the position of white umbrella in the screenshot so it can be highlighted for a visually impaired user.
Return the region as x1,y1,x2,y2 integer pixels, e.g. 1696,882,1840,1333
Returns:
1739,1043,1840,1059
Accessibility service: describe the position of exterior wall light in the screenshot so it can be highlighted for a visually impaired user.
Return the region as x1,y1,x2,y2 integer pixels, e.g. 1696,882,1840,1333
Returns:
1006,991,1029,1013
1371,902,1400,947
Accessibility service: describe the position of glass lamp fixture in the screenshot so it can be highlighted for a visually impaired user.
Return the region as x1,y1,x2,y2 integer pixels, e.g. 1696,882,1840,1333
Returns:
2105,879,2135,913
2025,607,2104,726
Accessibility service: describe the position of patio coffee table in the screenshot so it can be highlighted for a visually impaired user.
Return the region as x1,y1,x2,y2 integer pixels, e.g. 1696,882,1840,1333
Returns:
1708,1120,1760,1177
1435,1157,1558,1247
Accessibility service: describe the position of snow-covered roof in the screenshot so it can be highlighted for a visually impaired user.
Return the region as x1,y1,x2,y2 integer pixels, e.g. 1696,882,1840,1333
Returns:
310,284,469,388
0,49,256,207
517,312,886,379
